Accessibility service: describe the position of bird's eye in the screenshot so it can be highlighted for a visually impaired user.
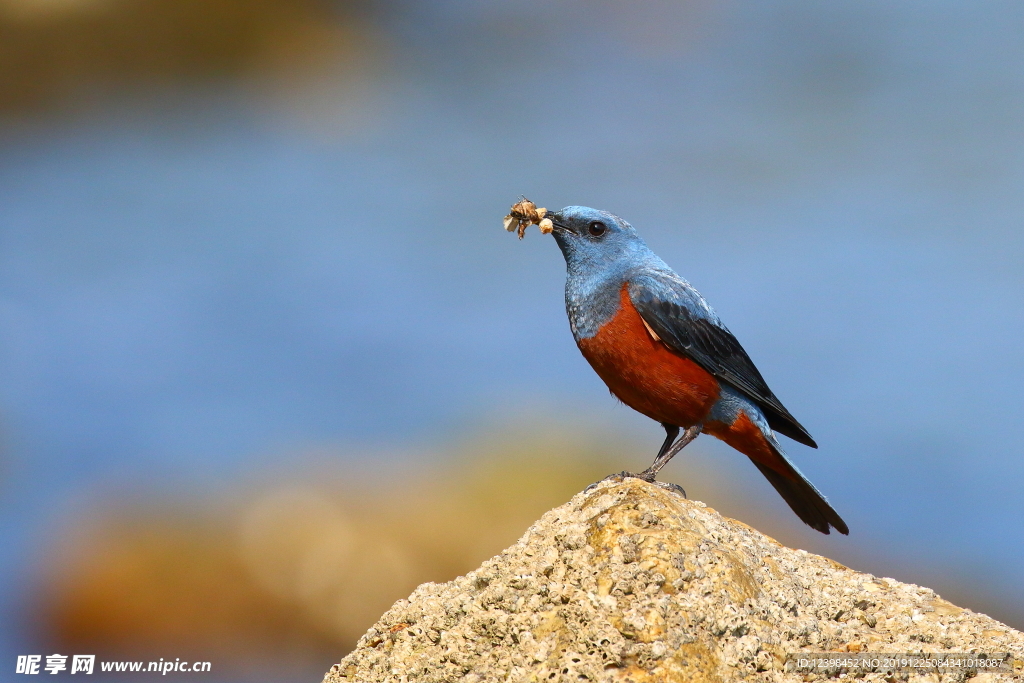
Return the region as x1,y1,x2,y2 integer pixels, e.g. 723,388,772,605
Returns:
588,221,607,237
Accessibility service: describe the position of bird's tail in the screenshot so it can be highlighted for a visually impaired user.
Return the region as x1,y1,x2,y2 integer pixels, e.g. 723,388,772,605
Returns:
707,411,848,535
751,434,849,535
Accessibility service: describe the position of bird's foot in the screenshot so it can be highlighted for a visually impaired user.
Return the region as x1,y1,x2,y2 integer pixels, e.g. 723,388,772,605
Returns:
584,471,686,498
651,480,687,498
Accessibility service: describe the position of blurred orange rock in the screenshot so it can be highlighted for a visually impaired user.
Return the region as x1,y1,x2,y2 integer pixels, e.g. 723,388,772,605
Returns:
0,0,375,115
38,429,643,671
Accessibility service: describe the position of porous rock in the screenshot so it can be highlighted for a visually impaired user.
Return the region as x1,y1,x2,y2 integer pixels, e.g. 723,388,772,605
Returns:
322,479,1024,682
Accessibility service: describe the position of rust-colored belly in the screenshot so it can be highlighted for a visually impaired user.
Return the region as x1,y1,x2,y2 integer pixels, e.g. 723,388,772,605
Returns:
704,412,782,472
577,285,720,427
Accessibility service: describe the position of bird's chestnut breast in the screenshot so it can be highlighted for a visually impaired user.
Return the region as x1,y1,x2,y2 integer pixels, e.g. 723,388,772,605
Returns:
576,285,721,427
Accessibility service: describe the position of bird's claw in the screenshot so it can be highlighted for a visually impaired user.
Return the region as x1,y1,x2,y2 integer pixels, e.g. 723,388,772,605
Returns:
584,471,631,492
584,471,686,498
651,480,687,498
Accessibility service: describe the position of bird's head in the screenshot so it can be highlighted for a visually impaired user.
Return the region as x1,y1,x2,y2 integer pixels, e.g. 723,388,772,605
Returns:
548,206,648,271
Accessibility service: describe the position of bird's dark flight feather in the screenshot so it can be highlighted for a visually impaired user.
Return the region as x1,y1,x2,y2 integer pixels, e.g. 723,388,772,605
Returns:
751,460,849,534
629,279,818,448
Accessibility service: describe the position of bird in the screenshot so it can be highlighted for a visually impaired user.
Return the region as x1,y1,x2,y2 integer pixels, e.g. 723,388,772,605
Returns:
544,205,848,535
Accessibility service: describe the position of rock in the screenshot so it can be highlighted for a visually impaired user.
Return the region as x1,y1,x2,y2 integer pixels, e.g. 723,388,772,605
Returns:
322,479,1024,682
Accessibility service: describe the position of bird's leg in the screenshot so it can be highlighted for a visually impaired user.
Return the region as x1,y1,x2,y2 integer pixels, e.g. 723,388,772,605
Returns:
639,423,702,482
585,423,702,498
655,423,680,462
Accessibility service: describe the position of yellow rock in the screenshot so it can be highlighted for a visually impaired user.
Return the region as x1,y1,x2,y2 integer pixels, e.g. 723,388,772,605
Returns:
323,479,1024,682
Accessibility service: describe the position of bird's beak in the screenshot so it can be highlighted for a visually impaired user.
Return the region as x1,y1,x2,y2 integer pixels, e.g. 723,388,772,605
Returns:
547,212,575,234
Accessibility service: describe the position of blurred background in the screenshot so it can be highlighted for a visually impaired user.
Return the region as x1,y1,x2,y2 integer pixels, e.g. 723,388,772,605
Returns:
2,0,1023,680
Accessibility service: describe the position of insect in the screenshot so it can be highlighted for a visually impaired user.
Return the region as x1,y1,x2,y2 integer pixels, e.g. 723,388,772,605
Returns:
503,197,554,239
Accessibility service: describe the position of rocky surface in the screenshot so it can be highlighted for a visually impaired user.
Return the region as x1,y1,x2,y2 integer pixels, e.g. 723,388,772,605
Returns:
322,479,1024,682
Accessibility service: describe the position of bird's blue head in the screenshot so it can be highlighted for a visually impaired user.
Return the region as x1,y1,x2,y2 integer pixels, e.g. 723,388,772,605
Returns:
548,206,651,274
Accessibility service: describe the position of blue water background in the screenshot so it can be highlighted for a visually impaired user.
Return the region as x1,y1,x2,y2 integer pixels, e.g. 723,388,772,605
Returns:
1,0,1023,671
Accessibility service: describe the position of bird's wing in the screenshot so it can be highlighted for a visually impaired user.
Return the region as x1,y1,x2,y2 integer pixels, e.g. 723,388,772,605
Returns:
627,272,817,448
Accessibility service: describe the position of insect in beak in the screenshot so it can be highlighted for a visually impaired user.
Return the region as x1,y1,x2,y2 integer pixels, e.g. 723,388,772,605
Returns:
503,197,553,239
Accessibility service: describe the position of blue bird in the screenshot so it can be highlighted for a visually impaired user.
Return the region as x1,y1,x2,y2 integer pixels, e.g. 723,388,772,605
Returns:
539,205,847,535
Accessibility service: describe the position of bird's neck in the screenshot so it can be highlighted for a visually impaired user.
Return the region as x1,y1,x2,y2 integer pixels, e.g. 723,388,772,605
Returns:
564,265,628,342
